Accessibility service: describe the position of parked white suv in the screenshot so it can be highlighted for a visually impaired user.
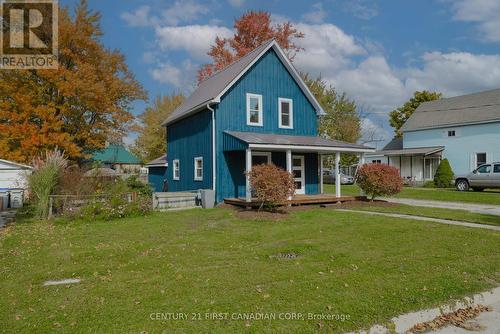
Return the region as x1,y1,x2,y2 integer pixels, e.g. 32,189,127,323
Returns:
455,163,500,191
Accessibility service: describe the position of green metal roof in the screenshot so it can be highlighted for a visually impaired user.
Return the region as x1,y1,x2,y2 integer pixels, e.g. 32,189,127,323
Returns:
91,144,141,164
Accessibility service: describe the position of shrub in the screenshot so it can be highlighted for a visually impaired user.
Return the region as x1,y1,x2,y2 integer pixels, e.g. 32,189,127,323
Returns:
356,163,403,201
246,163,295,211
434,158,454,188
126,175,153,196
423,180,435,188
27,149,68,219
70,179,151,221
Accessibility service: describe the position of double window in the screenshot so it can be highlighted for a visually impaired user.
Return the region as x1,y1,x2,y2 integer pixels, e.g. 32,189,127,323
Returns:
447,130,456,137
194,157,203,181
246,93,263,126
172,159,180,180
278,98,293,129
246,93,294,128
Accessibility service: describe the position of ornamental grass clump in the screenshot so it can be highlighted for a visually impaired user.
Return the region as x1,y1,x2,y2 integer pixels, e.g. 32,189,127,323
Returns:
27,149,68,219
246,163,295,212
356,163,403,201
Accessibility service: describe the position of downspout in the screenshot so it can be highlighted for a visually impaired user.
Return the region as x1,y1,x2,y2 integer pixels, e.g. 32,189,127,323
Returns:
207,103,216,192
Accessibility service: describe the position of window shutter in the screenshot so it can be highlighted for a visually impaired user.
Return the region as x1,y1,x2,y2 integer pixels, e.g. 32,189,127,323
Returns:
469,153,476,171
487,152,493,164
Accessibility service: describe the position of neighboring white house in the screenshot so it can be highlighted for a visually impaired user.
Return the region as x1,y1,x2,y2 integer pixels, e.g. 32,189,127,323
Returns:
367,88,500,184
0,159,32,209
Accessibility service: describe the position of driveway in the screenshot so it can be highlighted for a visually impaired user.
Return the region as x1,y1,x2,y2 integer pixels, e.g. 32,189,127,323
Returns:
384,197,500,216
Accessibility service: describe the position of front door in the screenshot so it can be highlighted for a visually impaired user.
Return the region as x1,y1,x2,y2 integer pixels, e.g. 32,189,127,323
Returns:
292,155,305,195
469,164,492,187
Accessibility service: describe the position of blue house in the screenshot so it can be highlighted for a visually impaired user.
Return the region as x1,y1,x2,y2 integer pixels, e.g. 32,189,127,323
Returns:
163,40,374,204
366,88,500,182
145,155,168,192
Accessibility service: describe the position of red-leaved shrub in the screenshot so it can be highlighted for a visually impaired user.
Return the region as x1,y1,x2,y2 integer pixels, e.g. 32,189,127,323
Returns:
356,163,403,200
246,163,295,211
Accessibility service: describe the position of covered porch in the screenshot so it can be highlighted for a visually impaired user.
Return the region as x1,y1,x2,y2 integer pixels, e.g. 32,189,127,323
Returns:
367,146,444,184
223,131,375,203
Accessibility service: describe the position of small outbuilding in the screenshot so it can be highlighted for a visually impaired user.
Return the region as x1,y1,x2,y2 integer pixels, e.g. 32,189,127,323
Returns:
91,144,142,174
145,155,168,192
0,159,32,210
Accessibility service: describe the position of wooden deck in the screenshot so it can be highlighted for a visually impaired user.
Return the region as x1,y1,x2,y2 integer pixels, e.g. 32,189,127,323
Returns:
224,194,364,208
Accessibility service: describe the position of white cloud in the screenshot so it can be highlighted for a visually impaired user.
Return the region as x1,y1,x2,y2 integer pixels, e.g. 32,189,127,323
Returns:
227,0,245,7
161,0,209,26
150,60,197,90
302,3,327,24
331,56,407,114
294,23,365,73
404,52,500,96
121,6,156,27
155,25,233,59
449,0,500,42
121,1,209,27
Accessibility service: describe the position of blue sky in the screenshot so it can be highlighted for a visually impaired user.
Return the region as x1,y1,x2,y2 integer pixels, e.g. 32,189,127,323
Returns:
62,0,500,148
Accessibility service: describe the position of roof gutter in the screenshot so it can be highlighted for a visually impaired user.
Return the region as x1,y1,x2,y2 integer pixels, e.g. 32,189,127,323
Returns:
207,103,216,193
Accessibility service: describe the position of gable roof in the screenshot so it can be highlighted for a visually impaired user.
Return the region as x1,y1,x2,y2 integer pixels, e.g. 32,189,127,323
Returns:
145,154,167,167
164,39,325,125
382,137,403,151
402,88,500,132
92,144,141,164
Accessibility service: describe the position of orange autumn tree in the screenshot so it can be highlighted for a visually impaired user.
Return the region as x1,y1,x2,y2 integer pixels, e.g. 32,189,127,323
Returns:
197,11,304,83
0,0,146,163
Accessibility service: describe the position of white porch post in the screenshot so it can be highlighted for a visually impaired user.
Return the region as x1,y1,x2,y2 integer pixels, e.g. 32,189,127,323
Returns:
245,148,252,202
286,149,292,200
359,153,365,197
320,154,324,194
335,152,341,198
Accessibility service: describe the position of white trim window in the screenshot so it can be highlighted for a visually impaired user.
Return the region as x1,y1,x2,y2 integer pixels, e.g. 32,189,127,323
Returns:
246,93,263,126
194,157,203,181
173,159,180,180
278,98,293,129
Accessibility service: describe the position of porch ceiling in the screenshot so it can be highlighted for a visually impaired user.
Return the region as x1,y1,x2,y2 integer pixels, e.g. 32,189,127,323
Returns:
224,131,375,153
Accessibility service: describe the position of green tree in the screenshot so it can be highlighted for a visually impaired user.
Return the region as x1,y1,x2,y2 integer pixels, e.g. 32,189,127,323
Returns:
434,158,454,188
389,90,442,137
131,94,184,162
303,74,361,165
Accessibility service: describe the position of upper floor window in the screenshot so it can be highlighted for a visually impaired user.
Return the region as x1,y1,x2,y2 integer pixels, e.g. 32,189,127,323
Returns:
173,159,180,180
194,157,203,181
246,93,263,126
447,130,456,137
278,98,293,129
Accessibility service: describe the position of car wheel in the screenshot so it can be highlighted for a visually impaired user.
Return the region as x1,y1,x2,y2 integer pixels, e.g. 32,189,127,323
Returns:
456,179,469,191
472,187,484,192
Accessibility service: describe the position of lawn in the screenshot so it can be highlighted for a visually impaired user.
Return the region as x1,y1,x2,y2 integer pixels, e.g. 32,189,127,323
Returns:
1,209,499,333
334,202,500,226
325,184,500,205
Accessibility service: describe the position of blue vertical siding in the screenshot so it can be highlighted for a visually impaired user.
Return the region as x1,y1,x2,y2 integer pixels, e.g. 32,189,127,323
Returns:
166,109,213,191
215,49,319,202
148,167,167,192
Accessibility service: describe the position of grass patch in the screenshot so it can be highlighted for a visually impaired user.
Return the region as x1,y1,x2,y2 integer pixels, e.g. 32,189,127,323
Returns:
1,209,499,333
325,184,500,205
336,202,500,226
